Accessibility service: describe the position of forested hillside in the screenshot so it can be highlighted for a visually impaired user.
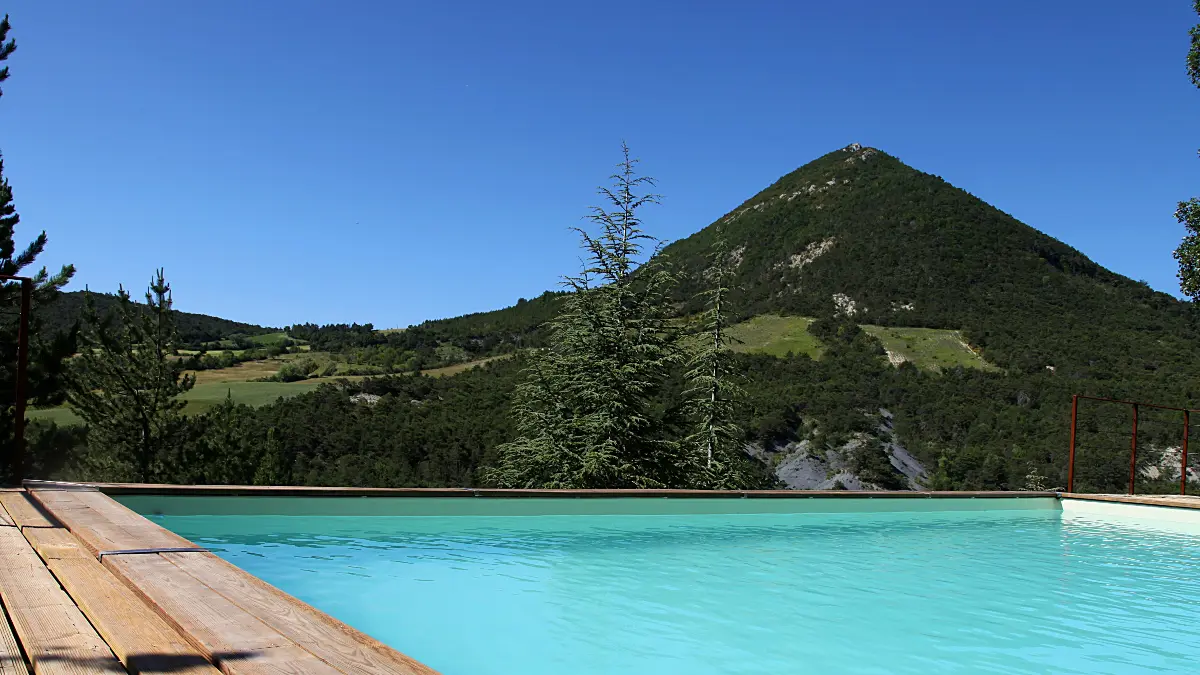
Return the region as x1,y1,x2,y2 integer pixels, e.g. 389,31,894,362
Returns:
661,144,1195,381
25,145,1200,494
422,144,1196,383
39,290,276,347
282,291,564,373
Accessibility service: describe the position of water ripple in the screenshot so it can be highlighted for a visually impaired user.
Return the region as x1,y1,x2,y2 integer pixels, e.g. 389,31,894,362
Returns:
163,509,1200,674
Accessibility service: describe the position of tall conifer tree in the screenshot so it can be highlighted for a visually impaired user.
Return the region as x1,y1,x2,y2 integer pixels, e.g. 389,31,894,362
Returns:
489,144,690,488
67,271,194,482
683,231,755,488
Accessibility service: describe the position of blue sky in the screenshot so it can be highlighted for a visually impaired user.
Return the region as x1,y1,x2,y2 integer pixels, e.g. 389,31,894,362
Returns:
2,1,1197,327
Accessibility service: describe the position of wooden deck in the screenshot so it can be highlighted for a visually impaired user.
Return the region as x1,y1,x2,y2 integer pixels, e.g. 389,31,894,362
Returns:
0,486,439,674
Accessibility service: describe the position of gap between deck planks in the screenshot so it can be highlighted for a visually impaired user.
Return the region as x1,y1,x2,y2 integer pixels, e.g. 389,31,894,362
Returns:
0,494,125,674
27,489,441,675
0,511,28,675
2,490,221,675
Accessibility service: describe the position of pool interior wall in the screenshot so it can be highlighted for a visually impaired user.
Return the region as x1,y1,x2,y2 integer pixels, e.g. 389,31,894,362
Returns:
116,494,1062,517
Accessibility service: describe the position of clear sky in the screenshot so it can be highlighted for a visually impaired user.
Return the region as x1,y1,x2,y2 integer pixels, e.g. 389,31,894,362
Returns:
2,1,1197,328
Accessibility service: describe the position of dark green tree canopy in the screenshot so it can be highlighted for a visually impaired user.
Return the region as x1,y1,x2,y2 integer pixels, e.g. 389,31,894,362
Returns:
1174,1,1200,300
66,271,195,482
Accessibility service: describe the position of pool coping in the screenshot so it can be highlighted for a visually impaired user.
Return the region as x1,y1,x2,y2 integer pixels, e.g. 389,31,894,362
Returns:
28,480,1061,499
13,484,440,674
1059,492,1200,510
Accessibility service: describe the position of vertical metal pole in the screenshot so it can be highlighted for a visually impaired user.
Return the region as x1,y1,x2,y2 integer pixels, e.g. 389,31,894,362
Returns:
1128,403,1139,496
1067,395,1078,493
11,279,30,485
1183,410,1190,497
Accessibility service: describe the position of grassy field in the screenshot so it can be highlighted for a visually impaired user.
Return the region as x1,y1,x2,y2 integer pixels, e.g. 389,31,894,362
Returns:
726,314,994,372
248,331,293,346
27,379,334,426
727,315,824,359
27,353,507,426
421,354,510,378
181,379,330,412
862,325,998,372
178,332,308,357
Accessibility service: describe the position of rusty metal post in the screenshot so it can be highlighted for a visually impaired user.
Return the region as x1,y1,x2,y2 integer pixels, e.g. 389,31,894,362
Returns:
1183,411,1190,496
0,276,32,485
1128,403,1139,496
13,277,30,483
1067,394,1078,493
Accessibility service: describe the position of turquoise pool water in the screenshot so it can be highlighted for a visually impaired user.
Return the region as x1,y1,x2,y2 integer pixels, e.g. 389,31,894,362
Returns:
141,499,1200,674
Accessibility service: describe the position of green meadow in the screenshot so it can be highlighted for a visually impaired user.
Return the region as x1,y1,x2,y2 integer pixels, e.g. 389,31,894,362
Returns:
727,314,995,372
27,352,505,426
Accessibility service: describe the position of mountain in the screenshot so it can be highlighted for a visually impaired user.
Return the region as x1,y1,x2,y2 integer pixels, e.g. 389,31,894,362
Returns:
661,143,1193,380
37,291,275,346
427,144,1195,385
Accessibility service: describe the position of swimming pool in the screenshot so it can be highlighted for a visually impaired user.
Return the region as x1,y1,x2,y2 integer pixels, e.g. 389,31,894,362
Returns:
124,496,1200,675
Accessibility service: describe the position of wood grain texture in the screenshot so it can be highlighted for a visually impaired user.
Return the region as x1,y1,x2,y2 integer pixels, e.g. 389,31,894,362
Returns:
20,531,89,563
164,553,438,675
42,554,220,675
29,488,443,674
102,555,341,675
28,492,191,557
0,525,124,674
0,600,30,675
0,495,57,529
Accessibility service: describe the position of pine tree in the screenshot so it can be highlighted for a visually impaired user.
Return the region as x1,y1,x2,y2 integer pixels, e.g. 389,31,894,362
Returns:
488,144,690,488
683,231,755,488
66,270,194,482
1174,1,1200,299
0,15,76,480
253,427,289,486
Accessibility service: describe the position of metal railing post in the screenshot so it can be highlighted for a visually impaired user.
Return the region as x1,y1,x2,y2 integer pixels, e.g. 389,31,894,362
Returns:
2,275,31,485
1183,411,1190,496
1128,403,1139,496
1068,394,1078,493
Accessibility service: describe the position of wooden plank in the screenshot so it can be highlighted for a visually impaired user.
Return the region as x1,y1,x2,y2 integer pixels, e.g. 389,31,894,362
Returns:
0,526,124,674
0,602,30,675
102,555,341,675
20,530,89,562
30,488,441,674
43,558,218,675
27,492,191,557
18,521,219,674
163,553,438,675
0,494,57,529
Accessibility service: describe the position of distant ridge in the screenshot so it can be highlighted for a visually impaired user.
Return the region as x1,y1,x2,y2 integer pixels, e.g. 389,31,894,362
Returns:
38,290,275,345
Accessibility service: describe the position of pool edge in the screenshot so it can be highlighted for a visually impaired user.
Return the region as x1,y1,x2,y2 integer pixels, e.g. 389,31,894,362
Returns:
23,484,442,675
27,480,1059,499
